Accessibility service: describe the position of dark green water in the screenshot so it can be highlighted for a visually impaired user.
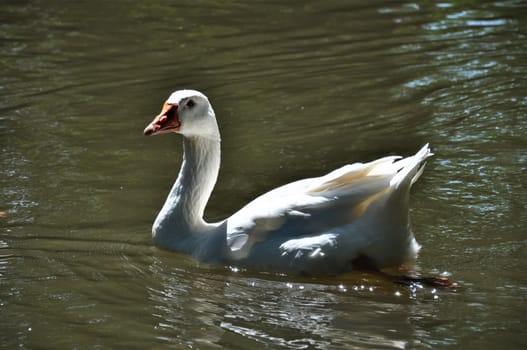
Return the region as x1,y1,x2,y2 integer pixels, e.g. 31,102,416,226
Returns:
1,1,526,349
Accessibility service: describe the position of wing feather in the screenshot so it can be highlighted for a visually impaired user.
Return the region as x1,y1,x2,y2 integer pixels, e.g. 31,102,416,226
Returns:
225,145,432,261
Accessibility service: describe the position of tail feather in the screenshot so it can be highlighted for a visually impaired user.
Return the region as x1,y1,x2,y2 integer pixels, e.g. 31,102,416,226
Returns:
390,144,432,189
355,144,431,268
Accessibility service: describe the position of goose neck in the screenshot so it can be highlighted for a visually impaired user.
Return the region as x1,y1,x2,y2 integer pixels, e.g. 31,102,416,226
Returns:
154,135,221,238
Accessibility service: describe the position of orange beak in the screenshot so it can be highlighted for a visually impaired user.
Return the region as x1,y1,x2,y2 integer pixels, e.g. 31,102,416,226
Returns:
143,103,180,136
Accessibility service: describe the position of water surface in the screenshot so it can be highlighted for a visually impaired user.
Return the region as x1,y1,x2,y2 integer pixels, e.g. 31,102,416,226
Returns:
1,1,526,349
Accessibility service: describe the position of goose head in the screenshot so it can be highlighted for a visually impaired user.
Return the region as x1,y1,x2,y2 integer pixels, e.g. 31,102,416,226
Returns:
144,89,219,141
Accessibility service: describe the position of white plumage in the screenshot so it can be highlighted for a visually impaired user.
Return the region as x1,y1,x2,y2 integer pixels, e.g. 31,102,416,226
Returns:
144,89,432,275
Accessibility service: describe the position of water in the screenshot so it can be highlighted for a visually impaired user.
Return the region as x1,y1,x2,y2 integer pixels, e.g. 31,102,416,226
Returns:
1,0,526,348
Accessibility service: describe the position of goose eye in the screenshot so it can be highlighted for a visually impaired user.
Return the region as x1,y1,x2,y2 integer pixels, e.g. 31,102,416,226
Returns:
186,99,195,108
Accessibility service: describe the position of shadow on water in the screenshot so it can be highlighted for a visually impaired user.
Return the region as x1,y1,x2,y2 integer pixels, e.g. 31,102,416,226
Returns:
146,252,460,349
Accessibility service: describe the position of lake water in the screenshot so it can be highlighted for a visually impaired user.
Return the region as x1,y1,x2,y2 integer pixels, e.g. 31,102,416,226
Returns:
1,0,526,349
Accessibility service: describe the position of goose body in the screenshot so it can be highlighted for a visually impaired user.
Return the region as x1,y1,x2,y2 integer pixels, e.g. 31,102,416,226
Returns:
144,89,432,275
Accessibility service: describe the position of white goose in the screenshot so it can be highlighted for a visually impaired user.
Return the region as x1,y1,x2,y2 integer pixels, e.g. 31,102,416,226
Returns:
144,89,432,276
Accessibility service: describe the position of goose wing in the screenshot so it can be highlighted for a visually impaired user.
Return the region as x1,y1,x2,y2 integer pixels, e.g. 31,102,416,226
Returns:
225,145,432,260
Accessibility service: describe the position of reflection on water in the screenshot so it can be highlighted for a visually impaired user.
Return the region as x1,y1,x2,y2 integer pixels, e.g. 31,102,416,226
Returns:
1,0,526,349
147,257,452,349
